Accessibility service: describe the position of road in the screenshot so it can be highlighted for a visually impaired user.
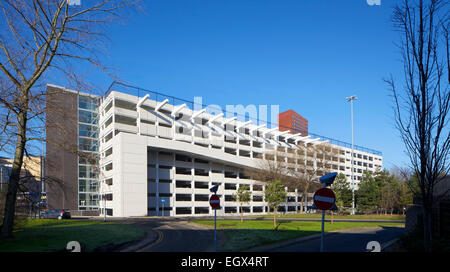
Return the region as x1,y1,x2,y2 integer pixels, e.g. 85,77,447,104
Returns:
266,226,405,252
118,217,218,252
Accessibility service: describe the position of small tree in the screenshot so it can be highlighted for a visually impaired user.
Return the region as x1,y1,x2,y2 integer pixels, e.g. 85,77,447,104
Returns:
397,181,414,215
233,184,251,223
331,173,352,214
380,181,399,215
357,170,381,214
264,180,287,230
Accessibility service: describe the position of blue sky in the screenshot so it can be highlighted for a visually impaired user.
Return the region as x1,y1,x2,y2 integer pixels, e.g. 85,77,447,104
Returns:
73,0,408,170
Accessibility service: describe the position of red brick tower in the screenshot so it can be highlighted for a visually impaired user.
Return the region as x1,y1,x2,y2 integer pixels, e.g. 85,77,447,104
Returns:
278,110,308,136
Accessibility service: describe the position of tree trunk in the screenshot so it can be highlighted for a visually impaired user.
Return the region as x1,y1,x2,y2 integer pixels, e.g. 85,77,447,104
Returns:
240,205,243,223
422,207,433,252
273,207,277,230
1,113,27,239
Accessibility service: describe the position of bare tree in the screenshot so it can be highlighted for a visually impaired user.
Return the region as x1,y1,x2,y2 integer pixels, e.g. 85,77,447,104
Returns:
289,142,338,213
0,0,140,239
247,150,292,214
386,0,450,251
248,143,336,215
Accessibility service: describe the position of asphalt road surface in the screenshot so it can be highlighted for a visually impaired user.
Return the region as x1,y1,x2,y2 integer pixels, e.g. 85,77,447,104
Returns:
130,218,217,252
267,226,405,252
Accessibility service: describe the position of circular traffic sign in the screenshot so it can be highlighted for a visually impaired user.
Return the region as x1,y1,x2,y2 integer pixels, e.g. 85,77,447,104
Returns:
209,194,220,209
313,188,336,210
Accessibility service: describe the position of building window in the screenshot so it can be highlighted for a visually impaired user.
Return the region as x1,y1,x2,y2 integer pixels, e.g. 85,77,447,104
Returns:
194,181,209,189
195,207,209,214
225,183,236,190
195,169,209,176
176,167,191,175
176,194,192,201
79,124,98,138
225,207,237,213
79,109,98,124
175,180,191,188
194,194,209,201
79,96,98,111
79,138,98,151
115,98,136,110
176,207,191,215
115,114,136,126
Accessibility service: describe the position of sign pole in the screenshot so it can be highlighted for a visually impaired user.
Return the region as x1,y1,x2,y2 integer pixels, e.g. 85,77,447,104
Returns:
214,206,217,252
209,184,220,253
321,209,325,252
320,183,325,252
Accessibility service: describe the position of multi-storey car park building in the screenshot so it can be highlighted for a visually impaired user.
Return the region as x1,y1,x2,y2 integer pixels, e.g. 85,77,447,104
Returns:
45,83,383,217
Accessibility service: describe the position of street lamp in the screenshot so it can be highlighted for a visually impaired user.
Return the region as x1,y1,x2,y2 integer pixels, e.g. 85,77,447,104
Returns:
346,95,358,215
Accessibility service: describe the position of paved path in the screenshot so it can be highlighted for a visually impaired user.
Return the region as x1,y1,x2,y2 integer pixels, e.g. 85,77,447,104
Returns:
110,217,222,252
264,226,404,252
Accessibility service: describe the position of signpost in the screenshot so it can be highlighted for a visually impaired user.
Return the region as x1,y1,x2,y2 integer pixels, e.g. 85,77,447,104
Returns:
209,184,220,252
313,188,336,211
209,194,220,209
161,198,166,216
314,172,338,252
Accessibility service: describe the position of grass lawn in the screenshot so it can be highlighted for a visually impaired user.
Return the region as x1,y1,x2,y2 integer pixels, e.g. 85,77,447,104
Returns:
0,219,146,252
191,219,405,251
250,213,405,221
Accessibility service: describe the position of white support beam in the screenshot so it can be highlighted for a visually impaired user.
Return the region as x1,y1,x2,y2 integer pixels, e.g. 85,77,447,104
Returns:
263,128,278,137
191,108,206,121
221,116,237,126
207,113,224,126
136,94,150,108
303,138,321,145
171,103,186,116
155,98,169,112
276,130,290,137
250,124,266,133
284,133,302,140
236,120,252,130
312,140,329,146
294,135,311,144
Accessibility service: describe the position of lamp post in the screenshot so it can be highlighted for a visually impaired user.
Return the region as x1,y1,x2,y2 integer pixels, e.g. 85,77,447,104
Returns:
346,95,358,215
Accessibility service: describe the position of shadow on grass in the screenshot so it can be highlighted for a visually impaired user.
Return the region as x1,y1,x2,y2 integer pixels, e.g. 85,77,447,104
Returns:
0,219,146,252
221,228,319,252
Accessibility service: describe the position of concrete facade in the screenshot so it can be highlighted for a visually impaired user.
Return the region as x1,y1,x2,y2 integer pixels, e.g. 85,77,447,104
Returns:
45,84,383,217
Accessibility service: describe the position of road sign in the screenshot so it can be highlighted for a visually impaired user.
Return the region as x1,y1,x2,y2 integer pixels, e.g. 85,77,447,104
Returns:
161,198,165,203
313,187,336,210
209,194,220,209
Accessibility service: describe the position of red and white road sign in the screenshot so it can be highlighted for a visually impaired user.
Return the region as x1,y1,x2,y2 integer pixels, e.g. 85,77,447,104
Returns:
209,194,220,209
313,188,336,210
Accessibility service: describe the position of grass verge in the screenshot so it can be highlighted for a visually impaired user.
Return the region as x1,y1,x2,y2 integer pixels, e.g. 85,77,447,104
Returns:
0,218,146,252
250,213,405,221
191,220,404,251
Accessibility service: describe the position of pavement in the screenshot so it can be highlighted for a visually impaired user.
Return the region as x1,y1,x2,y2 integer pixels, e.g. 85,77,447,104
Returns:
258,226,405,252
